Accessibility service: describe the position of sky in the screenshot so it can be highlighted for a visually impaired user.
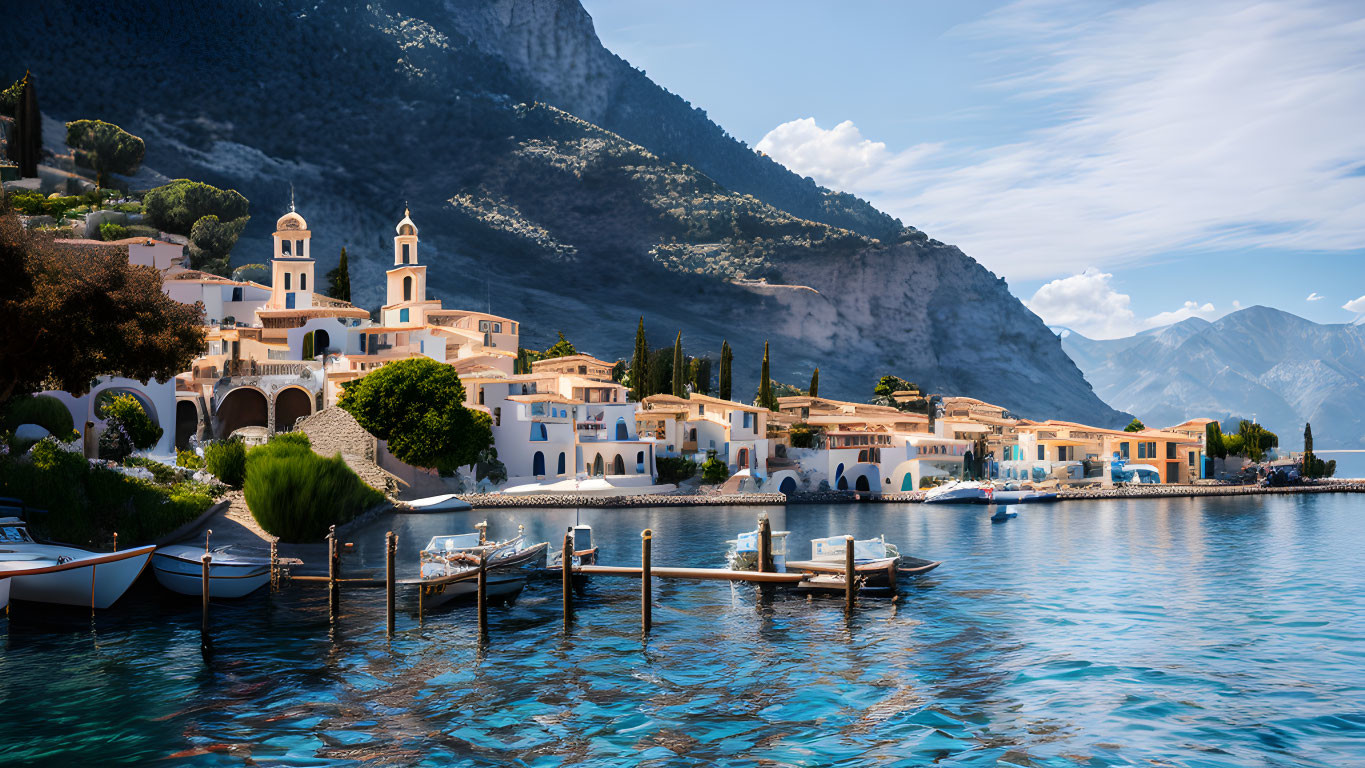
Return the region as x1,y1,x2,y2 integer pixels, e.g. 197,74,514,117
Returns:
580,0,1365,339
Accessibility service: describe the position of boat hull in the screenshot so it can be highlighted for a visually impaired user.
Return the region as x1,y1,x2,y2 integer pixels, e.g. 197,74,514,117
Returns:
152,553,270,598
418,572,525,608
8,546,155,609
0,576,8,610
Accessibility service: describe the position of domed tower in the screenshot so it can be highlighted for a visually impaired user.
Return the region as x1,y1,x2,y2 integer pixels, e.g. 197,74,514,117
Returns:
268,196,315,310
383,208,434,326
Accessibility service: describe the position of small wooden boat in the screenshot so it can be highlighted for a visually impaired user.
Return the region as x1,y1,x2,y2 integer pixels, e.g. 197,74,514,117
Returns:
786,536,901,590
152,544,271,598
401,528,548,608
0,517,153,609
896,555,943,576
400,494,472,513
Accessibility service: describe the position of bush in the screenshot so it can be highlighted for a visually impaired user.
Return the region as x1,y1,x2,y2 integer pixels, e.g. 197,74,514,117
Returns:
176,448,203,469
244,441,384,542
99,221,129,241
701,449,729,484
205,438,247,488
96,394,162,460
655,456,697,485
789,423,820,449
142,179,249,234
2,394,74,436
124,456,181,485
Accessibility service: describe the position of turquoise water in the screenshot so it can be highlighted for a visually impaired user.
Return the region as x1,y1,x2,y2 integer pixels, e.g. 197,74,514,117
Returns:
2,496,1364,766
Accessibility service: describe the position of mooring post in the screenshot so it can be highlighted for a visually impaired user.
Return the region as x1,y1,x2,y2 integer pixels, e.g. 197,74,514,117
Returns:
269,540,279,592
201,552,212,634
112,532,118,552
844,535,855,613
757,514,773,573
385,531,396,637
477,550,489,638
641,528,653,634
327,525,339,619
562,529,574,631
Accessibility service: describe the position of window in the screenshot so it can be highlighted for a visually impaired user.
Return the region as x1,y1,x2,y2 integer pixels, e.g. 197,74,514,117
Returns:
743,412,752,429
478,387,484,405
1167,442,1177,460
300,273,306,291
360,334,367,353
400,308,410,323
231,287,243,301
284,273,291,290
558,453,567,475
403,276,412,302
479,320,490,332
1120,443,1130,460
698,404,705,415
281,239,291,255
493,407,501,427
1037,445,1045,461
402,243,410,264
295,239,303,255
532,423,547,441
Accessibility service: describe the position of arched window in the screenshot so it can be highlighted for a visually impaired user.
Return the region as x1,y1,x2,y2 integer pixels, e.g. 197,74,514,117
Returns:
688,428,697,442
533,451,545,476
284,273,291,290
636,450,645,472
300,273,307,291
281,239,291,255
858,449,868,462
403,276,413,302
557,452,567,475
835,463,844,481
592,454,604,477
615,417,628,440
737,448,749,469
402,243,411,263
612,454,625,475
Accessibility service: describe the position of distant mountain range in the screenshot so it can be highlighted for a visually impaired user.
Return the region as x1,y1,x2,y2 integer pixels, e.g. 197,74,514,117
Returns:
1059,306,1365,447
0,0,1123,426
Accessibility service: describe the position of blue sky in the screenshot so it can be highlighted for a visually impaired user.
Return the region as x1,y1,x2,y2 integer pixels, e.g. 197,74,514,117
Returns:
581,0,1365,338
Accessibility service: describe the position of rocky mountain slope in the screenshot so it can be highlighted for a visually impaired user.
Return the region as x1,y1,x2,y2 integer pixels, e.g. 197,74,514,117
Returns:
1,0,1123,425
1060,307,1365,447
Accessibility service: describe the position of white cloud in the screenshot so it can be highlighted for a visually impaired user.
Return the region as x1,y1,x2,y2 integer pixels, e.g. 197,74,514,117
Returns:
1026,269,1223,338
1307,292,1325,301
1343,295,1365,314
755,1,1365,280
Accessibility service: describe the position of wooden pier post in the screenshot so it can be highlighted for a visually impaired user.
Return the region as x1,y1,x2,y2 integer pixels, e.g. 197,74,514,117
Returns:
201,552,211,634
112,532,118,552
757,514,773,573
844,535,855,613
269,540,279,592
477,551,489,638
385,531,396,637
327,525,339,619
641,529,653,634
561,530,574,631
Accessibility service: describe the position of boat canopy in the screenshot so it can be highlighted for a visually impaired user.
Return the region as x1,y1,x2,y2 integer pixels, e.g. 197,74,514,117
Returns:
810,535,888,562
424,533,483,552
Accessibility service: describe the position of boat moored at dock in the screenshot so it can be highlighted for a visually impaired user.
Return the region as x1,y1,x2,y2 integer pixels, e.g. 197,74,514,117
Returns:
152,544,272,598
0,518,153,609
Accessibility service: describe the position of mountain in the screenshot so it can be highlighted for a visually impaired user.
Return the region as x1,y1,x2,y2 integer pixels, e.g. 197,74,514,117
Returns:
0,0,1123,426
1061,306,1365,447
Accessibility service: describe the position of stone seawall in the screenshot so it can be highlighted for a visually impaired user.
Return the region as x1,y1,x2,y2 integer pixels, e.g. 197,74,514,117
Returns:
457,493,788,509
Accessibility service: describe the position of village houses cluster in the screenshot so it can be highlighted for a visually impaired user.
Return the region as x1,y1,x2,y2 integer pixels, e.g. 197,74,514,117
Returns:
42,203,1215,496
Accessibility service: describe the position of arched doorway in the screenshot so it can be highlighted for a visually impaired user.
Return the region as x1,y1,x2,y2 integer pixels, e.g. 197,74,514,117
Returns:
615,418,628,440
837,475,849,491
611,454,625,475
533,451,545,476
175,400,199,449
557,452,567,475
216,387,268,437
274,387,313,432
779,476,797,495
636,450,645,473
736,447,749,469
313,329,330,355
855,475,871,492
592,454,604,477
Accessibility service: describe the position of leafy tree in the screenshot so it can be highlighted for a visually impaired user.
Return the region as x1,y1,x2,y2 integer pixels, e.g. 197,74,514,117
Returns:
756,341,778,410
809,367,819,398
771,380,805,398
873,375,916,402
65,119,145,188
5,71,40,177
1124,418,1146,432
689,356,712,395
339,357,492,473
1205,421,1226,460
1236,420,1277,462
719,340,733,400
789,422,820,449
629,316,650,402
326,246,351,302
189,214,247,276
0,205,205,411
671,332,685,397
611,359,626,383
701,449,730,484
655,456,697,485
142,179,249,234
543,331,577,359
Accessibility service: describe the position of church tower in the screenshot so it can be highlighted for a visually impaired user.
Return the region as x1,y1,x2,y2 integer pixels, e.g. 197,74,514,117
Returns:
383,208,432,326
268,192,315,310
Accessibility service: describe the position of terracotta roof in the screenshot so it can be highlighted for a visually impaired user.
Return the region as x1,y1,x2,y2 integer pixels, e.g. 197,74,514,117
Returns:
507,393,577,405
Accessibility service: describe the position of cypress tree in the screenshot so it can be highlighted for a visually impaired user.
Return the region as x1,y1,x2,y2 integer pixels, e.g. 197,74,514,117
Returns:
13,71,41,178
629,316,649,402
757,341,777,410
671,332,684,397
809,367,819,398
302,331,315,360
327,246,351,302
719,340,732,400
1303,422,1316,478
694,357,712,395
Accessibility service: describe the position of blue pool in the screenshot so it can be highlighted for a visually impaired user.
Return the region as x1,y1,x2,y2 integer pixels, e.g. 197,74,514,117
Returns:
1,495,1363,766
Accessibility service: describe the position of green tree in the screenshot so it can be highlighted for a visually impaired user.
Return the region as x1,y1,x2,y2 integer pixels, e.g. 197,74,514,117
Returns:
649,346,674,397
99,221,128,241
5,71,40,177
719,340,733,400
701,449,730,484
873,375,916,402
809,367,820,398
544,331,577,358
64,120,145,188
690,356,712,395
142,179,249,234
189,214,248,276
671,332,685,397
0,77,21,117
326,246,351,302
302,331,315,360
339,357,492,473
1124,418,1146,432
611,360,626,383
756,341,778,411
629,316,650,402
0,206,205,411
1236,420,1277,462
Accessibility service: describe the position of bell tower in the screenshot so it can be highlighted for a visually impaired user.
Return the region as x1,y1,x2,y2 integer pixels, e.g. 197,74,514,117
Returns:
384,208,427,325
268,189,314,310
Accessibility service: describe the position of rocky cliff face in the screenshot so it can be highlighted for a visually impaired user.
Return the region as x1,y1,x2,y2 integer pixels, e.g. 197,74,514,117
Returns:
1,0,1124,425
1061,307,1365,447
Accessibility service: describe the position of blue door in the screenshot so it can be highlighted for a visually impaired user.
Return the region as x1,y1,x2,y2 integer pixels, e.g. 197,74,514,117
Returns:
285,292,296,309
557,452,567,475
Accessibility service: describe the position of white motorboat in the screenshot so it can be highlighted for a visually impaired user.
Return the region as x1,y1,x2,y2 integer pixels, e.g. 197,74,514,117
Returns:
152,544,271,598
403,528,548,608
0,555,59,610
0,517,154,609
400,494,473,513
923,480,994,504
726,527,791,571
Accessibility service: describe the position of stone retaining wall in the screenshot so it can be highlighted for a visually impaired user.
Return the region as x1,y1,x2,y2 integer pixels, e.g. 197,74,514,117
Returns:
457,493,788,509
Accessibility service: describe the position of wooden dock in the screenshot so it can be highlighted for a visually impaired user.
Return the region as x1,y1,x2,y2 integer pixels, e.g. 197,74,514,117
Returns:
573,564,807,584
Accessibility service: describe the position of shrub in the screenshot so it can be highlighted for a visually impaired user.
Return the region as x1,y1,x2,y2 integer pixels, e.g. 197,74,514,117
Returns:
176,448,203,469
2,394,74,436
655,456,697,485
244,442,383,542
97,394,162,460
701,449,729,484
142,179,249,234
124,456,180,485
99,221,129,241
789,422,820,449
204,438,247,488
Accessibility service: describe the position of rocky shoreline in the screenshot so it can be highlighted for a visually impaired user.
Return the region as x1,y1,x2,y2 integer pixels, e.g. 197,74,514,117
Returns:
453,481,1365,508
